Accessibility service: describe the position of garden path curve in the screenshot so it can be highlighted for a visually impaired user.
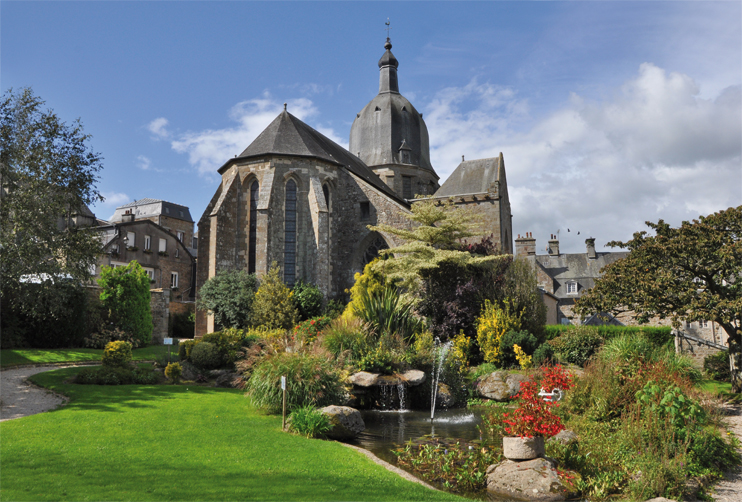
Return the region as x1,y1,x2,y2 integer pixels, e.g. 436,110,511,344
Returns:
0,364,82,422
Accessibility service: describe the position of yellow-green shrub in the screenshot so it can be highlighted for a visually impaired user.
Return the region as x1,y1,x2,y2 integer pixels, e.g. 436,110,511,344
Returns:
178,339,199,361
102,340,132,367
476,300,523,364
342,258,390,319
451,331,473,372
164,362,182,383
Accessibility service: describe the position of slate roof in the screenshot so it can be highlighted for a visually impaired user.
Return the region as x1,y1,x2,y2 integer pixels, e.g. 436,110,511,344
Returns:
435,156,501,197
230,110,407,205
533,251,628,299
111,199,193,223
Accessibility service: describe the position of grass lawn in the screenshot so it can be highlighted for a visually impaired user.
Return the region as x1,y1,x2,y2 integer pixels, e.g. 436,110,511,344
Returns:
0,345,175,368
0,367,465,501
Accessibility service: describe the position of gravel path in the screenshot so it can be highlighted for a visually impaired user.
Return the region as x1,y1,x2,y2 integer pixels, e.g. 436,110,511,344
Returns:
711,404,742,501
0,365,74,422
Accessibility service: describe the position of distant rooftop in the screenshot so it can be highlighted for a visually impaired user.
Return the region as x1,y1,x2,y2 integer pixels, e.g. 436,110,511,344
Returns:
110,198,193,223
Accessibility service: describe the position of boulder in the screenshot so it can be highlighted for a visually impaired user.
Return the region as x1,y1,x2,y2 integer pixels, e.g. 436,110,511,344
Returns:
477,371,517,401
377,374,403,386
434,383,456,409
401,370,426,386
486,457,580,501
506,373,527,396
644,499,677,502
209,370,236,388
348,372,379,387
548,430,578,446
320,405,365,440
179,361,201,381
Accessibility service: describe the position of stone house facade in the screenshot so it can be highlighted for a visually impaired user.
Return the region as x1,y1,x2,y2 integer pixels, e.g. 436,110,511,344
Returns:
95,218,195,302
195,38,513,336
517,232,728,365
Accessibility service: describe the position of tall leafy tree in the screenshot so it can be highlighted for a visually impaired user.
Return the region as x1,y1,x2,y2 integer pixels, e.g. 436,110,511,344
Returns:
197,269,258,329
0,87,103,290
98,261,153,346
575,207,742,389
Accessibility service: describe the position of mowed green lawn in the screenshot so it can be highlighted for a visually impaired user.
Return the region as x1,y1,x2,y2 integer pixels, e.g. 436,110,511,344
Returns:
0,367,464,501
0,345,175,368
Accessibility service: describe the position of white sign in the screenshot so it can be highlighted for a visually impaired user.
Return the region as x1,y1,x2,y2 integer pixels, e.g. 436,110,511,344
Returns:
163,338,173,345
281,376,286,390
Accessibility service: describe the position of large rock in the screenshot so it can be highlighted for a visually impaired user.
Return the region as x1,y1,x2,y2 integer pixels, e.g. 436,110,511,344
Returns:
320,405,365,440
209,369,237,388
179,360,201,381
401,369,426,386
548,430,578,446
476,371,525,401
486,458,580,501
348,372,379,387
434,383,456,409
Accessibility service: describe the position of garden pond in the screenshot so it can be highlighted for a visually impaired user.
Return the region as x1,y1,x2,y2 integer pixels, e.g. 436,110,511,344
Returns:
349,408,539,501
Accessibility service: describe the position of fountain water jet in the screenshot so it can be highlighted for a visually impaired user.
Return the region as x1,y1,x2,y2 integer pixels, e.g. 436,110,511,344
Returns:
430,339,452,420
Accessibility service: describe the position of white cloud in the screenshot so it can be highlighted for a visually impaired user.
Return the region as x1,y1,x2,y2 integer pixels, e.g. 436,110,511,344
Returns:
147,117,170,140
170,93,345,176
136,155,152,170
425,64,741,253
92,191,130,220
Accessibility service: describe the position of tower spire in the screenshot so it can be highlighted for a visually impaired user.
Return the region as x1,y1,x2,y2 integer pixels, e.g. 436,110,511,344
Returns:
378,35,399,93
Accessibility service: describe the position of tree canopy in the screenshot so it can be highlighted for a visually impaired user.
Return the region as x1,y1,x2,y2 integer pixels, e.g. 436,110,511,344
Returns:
575,206,742,387
197,269,258,329
368,198,507,290
1,88,104,292
98,262,153,346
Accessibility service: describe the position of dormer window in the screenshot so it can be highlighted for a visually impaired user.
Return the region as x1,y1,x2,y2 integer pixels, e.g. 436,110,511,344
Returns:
566,281,578,295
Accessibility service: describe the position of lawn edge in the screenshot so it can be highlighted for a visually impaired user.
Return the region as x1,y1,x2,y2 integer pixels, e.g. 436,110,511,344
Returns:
339,441,440,492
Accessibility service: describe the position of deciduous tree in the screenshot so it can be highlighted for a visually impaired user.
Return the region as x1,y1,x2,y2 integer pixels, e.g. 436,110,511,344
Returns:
98,261,153,346
575,207,742,390
0,88,103,291
197,269,258,329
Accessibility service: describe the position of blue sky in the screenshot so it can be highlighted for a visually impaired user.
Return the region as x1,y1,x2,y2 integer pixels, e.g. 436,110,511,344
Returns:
3,1,740,253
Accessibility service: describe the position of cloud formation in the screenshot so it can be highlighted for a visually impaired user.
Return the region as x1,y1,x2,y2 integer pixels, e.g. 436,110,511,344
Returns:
136,155,151,170
169,93,347,177
147,117,170,140
425,63,741,253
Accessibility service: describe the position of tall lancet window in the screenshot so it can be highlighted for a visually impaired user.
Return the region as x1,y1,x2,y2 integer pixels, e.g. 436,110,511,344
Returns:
284,180,297,286
323,185,330,211
248,181,259,274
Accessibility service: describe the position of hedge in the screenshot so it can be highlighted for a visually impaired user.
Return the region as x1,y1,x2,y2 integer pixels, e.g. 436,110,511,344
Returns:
544,325,673,346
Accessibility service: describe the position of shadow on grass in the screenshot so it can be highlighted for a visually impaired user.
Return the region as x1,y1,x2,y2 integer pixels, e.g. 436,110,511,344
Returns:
29,366,241,414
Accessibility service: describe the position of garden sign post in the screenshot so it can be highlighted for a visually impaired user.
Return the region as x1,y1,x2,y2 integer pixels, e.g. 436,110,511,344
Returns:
281,376,287,430
163,338,173,363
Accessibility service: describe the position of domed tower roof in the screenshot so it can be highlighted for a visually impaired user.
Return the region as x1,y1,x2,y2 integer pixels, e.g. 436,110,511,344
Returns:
349,39,436,175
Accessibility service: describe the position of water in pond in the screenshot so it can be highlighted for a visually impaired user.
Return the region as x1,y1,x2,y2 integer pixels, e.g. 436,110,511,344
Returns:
350,408,542,502
351,408,485,466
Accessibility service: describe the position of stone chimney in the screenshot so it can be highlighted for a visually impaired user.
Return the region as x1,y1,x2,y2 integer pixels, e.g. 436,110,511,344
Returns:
548,234,560,256
515,232,536,257
586,238,597,259
121,209,135,223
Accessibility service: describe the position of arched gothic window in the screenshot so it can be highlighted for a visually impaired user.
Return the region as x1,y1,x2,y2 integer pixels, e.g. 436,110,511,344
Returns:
284,180,297,286
362,235,389,267
322,184,330,211
248,181,259,274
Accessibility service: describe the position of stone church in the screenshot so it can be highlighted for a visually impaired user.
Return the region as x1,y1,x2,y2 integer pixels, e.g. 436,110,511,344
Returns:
195,39,512,336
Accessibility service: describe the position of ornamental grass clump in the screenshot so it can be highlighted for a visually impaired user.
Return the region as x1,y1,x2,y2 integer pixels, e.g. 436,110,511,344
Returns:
287,406,331,438
246,351,344,413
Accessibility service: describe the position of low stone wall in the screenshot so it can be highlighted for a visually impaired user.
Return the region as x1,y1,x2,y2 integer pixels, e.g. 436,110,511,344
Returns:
675,335,725,367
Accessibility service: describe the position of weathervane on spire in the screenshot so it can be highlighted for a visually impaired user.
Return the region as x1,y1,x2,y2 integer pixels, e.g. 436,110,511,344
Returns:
385,18,391,39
